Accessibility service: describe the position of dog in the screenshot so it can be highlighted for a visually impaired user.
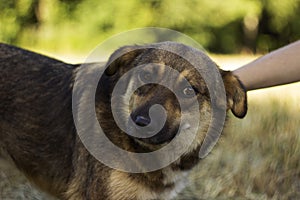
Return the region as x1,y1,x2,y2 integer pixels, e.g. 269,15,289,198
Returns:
0,42,247,200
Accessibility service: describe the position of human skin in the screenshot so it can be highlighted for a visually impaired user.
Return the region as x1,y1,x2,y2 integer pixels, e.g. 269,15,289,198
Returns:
233,40,300,91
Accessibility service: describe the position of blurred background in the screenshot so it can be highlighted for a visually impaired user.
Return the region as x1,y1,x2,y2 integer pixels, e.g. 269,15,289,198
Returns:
1,0,300,55
0,0,299,199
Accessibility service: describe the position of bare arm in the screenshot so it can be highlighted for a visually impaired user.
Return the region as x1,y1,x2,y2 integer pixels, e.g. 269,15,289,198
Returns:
233,40,300,91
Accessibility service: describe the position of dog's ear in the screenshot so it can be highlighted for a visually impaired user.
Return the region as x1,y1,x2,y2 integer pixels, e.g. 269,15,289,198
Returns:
221,70,247,118
105,45,145,76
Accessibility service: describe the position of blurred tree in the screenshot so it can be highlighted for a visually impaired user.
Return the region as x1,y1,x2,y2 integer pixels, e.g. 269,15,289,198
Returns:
0,0,41,44
0,0,299,54
257,0,300,52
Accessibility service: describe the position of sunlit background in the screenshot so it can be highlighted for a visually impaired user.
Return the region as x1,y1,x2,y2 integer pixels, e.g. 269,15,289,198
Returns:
0,0,299,199
1,0,300,54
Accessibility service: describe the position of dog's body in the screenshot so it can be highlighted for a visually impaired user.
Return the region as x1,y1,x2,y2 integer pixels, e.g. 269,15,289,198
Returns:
0,42,247,200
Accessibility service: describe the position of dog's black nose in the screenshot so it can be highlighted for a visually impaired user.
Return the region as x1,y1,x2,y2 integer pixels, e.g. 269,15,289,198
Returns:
134,116,151,127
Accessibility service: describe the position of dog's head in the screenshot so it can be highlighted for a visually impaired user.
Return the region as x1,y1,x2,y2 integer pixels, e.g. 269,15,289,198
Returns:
100,42,247,152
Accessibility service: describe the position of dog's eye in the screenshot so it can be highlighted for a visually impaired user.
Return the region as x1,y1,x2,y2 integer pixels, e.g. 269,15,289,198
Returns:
182,86,197,98
139,71,153,82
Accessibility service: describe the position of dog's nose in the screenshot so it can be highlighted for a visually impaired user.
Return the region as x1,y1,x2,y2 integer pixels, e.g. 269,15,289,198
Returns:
134,116,151,127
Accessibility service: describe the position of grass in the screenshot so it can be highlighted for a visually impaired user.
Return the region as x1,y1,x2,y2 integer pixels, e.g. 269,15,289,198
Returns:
176,87,300,200
0,159,54,200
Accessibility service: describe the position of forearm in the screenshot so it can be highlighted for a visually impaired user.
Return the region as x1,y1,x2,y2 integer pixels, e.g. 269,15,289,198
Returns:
233,40,300,91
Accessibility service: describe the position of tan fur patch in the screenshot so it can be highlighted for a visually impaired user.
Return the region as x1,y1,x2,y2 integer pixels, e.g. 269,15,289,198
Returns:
108,171,156,200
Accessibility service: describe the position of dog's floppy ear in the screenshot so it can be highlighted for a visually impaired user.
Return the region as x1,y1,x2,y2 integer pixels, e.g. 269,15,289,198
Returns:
221,70,247,118
105,45,146,76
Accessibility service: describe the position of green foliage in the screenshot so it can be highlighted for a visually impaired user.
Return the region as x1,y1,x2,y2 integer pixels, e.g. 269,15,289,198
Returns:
0,0,299,53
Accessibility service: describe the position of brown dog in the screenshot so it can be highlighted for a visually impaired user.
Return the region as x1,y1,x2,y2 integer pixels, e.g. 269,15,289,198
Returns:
0,42,247,199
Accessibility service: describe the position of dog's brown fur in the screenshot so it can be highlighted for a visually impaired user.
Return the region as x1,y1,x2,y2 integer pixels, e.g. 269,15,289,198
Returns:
0,42,247,200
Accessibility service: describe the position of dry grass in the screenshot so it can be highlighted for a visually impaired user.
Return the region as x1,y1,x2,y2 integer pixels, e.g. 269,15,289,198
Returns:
0,158,54,200
181,55,300,199
176,86,300,200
